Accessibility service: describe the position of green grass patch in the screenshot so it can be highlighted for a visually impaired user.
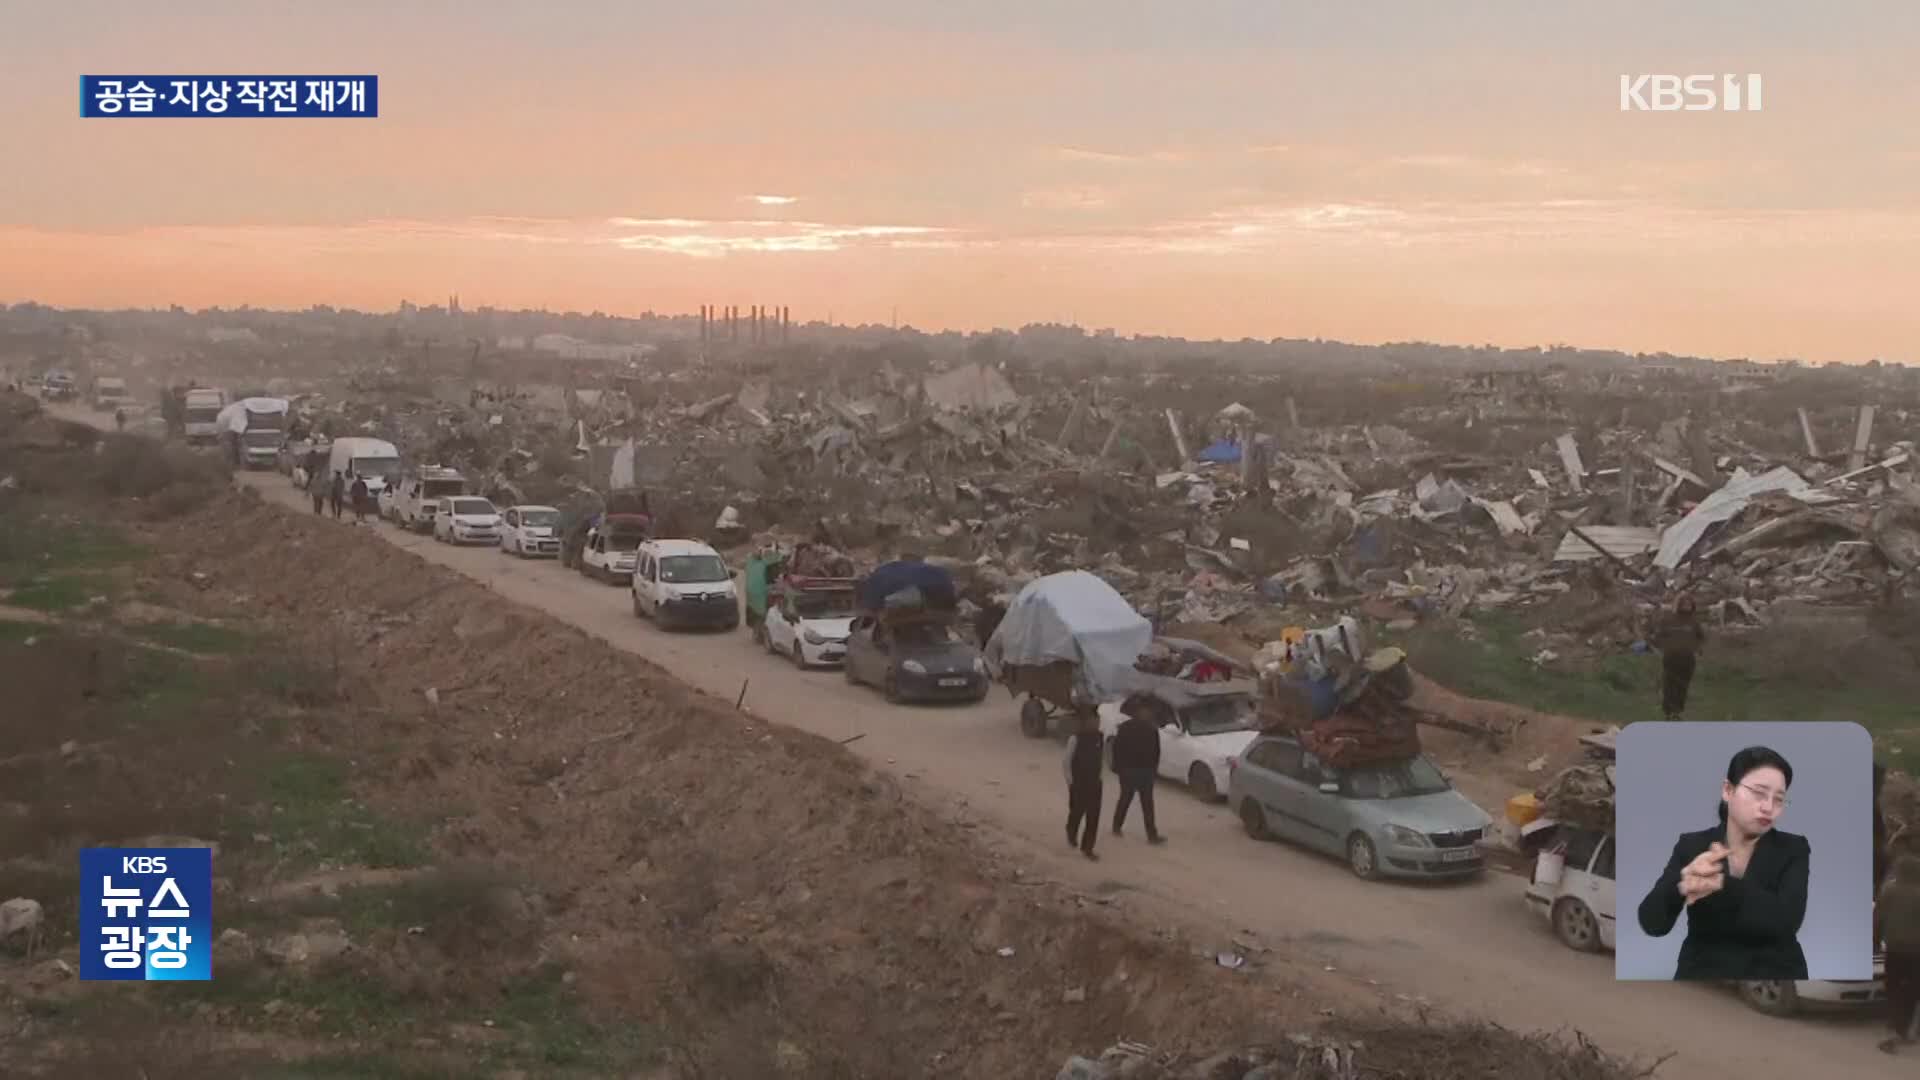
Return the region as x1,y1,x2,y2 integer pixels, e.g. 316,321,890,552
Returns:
1394,612,1919,759
0,514,141,584
131,620,251,654
257,753,428,870
0,618,47,643
6,572,105,612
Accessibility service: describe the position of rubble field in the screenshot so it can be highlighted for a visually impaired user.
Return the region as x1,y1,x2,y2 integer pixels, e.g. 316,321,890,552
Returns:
0,415,1652,1077
238,345,1920,767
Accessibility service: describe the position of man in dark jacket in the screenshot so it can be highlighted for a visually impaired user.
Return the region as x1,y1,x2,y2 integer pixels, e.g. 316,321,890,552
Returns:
1111,695,1166,844
329,472,345,519
1062,707,1105,861
1655,595,1706,719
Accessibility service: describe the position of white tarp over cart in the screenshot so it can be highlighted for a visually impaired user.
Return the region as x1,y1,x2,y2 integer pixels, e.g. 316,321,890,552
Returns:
984,570,1153,704
215,396,290,434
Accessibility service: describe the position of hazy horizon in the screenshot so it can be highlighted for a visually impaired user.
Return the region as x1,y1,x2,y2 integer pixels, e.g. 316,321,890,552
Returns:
5,2,1918,364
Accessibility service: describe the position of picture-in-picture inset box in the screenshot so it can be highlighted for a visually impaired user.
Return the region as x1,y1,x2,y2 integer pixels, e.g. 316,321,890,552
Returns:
1614,721,1874,982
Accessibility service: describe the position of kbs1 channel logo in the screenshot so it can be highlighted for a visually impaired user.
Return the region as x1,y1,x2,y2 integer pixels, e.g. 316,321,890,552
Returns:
79,848,214,981
80,76,378,118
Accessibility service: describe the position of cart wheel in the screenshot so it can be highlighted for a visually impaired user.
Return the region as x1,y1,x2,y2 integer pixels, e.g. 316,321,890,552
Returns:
1019,697,1050,738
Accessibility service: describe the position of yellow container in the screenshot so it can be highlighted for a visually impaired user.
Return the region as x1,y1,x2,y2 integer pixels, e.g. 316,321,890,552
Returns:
1506,793,1540,826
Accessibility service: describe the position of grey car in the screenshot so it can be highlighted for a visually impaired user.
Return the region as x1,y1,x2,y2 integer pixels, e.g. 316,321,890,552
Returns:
843,615,989,704
1227,732,1492,881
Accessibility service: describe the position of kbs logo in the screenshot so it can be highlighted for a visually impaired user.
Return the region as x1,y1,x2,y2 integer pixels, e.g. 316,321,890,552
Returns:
1619,74,1763,112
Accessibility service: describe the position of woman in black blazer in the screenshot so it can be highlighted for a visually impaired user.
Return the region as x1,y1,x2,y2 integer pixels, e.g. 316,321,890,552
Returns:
1637,746,1810,980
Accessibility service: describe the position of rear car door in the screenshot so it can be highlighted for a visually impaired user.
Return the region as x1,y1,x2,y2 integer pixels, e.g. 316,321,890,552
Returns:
1290,752,1350,854
1241,739,1307,844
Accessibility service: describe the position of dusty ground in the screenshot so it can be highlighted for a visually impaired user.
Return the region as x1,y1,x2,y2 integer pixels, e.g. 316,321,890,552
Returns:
1,410,1659,1077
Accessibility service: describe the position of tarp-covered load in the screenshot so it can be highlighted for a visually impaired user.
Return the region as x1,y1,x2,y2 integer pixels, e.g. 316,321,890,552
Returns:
985,570,1153,704
216,396,290,434
1538,763,1616,832
859,559,957,613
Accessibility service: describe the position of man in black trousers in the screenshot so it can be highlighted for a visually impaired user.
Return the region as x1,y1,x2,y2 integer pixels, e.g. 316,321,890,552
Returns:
1111,694,1166,844
1062,707,1105,861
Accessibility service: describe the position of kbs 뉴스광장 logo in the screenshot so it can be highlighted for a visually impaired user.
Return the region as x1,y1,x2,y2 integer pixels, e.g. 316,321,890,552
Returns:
1619,74,1762,112
79,848,213,981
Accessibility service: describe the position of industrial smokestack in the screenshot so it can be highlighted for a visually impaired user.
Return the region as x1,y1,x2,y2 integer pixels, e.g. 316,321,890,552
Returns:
781,306,789,344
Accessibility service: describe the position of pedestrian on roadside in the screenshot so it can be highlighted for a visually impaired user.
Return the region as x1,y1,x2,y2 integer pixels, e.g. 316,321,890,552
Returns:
1111,695,1166,845
309,475,324,515
1655,595,1706,719
1876,854,1920,1055
1062,706,1106,861
113,408,125,432
349,476,370,523
329,472,345,519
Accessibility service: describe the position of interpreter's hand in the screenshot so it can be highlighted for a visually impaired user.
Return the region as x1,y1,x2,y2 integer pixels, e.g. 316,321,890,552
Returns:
1678,843,1729,906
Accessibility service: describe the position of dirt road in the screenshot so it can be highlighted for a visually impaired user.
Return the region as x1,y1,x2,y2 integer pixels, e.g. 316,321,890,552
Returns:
41,404,1891,1078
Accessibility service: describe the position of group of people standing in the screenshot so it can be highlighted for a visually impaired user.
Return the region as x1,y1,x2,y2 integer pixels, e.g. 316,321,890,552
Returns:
301,448,370,522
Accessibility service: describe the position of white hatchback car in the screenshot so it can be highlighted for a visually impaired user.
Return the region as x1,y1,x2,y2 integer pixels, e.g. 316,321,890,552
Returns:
433,497,503,545
498,505,562,557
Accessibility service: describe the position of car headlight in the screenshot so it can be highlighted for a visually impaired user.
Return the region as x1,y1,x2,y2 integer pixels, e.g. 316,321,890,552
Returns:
901,659,927,675
1384,824,1430,847
803,629,827,645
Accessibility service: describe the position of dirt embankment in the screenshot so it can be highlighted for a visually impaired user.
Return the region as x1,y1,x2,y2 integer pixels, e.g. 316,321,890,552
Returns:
0,405,1647,1078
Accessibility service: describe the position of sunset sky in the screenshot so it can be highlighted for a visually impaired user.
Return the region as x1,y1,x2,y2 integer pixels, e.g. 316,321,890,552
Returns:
4,2,1918,362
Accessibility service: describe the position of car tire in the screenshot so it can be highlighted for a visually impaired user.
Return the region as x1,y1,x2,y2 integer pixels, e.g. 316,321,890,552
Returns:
1240,800,1270,841
1188,764,1219,803
1019,697,1049,738
1737,980,1799,1017
1346,832,1380,881
1552,898,1602,953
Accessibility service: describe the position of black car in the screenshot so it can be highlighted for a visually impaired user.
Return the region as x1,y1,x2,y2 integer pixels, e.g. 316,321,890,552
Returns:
843,614,988,704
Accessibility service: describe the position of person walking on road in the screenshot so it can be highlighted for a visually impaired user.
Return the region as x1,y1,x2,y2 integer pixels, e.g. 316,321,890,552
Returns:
349,476,370,523
1655,595,1706,719
329,472,345,520
1062,706,1106,861
309,473,325,515
113,408,126,432
1111,695,1166,844
1876,854,1920,1055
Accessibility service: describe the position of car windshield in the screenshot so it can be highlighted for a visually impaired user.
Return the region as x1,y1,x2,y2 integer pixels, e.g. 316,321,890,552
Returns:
893,621,957,646
242,431,281,446
1337,756,1451,799
351,457,400,480
792,591,856,619
521,510,559,527
660,554,727,583
1180,698,1256,737
607,530,646,551
450,499,495,516
423,480,465,497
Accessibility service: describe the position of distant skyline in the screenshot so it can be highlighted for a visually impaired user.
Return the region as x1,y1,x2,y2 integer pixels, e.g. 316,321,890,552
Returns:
4,2,1918,363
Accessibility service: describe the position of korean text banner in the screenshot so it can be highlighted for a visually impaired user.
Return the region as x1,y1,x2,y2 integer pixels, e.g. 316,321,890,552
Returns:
79,847,213,981
80,77,378,118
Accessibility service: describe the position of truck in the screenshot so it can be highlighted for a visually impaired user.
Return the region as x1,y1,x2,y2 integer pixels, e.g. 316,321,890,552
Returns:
91,376,133,412
182,387,229,444
216,397,290,469
384,466,471,532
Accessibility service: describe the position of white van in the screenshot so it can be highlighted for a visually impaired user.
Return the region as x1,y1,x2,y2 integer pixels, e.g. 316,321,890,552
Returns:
630,539,740,631
325,437,401,500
